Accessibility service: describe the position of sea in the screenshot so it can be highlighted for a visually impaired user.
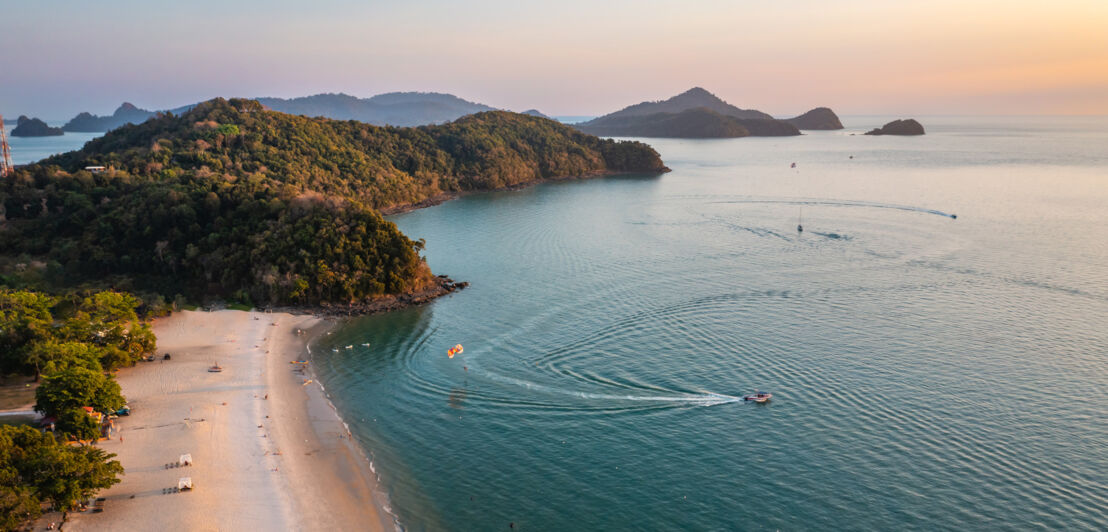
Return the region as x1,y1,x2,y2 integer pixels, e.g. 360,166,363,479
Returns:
7,115,1106,530
312,116,1108,531
4,120,100,165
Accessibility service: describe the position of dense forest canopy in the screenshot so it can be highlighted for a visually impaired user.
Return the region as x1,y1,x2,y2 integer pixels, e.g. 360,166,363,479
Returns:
1,98,666,306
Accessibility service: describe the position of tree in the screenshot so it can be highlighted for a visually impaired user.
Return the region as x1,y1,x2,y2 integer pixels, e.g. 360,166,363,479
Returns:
0,425,124,526
26,339,104,376
0,484,40,532
0,425,122,515
0,425,42,530
34,367,125,418
0,290,56,374
54,409,102,442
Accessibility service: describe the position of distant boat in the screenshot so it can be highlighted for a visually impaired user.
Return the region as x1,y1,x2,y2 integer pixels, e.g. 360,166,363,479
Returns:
208,362,223,373
790,162,797,168
345,345,353,349
743,391,772,403
361,343,371,347
797,207,803,233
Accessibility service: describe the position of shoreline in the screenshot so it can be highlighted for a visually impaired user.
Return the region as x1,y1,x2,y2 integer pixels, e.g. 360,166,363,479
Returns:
377,168,669,216
64,310,392,531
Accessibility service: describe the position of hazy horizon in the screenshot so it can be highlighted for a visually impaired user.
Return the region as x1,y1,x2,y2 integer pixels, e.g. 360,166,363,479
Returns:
3,0,1107,120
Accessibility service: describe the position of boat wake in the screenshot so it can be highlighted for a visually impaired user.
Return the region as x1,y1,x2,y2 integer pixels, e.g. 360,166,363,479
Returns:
710,197,958,219
463,355,741,408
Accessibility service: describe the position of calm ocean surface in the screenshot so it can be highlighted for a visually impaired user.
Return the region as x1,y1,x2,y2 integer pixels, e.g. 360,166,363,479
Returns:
4,122,101,165
316,116,1108,531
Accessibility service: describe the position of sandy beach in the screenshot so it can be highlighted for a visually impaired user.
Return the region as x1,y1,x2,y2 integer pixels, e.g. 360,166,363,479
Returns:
65,309,392,532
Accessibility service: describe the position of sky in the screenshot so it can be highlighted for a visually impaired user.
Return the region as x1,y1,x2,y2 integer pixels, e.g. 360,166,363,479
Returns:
3,0,1107,119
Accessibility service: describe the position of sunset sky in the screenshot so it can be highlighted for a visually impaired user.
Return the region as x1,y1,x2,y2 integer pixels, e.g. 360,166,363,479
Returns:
4,0,1107,119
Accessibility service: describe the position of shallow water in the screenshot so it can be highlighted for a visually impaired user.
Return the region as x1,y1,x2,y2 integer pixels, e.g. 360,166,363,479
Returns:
314,116,1108,530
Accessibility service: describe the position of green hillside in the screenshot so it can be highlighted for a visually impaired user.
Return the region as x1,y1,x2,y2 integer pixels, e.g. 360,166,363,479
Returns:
1,98,666,305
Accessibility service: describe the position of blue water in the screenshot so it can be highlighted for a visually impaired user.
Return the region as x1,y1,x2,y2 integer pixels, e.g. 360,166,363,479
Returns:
5,122,101,165
314,116,1108,530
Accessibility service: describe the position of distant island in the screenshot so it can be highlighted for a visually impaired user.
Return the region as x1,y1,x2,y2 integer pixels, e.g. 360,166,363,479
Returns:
522,109,550,119
10,115,64,137
59,92,502,133
783,107,844,130
255,92,496,127
62,102,164,132
576,87,842,138
3,98,666,308
576,107,797,138
865,119,925,136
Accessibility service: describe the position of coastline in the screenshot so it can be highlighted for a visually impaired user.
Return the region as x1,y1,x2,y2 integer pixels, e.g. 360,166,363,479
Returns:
56,165,670,530
64,310,392,531
377,168,669,216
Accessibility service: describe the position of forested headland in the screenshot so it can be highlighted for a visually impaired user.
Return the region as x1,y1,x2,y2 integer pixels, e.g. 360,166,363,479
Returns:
0,98,666,528
1,98,666,307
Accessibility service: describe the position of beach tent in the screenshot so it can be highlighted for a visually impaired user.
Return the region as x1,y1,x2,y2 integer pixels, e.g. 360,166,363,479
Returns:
178,454,193,466
178,477,193,490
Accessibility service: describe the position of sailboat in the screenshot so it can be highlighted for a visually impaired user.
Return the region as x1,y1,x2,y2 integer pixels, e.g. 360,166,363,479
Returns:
797,207,804,233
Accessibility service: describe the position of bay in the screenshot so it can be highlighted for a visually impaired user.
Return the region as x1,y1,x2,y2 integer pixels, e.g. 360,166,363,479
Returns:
315,116,1108,530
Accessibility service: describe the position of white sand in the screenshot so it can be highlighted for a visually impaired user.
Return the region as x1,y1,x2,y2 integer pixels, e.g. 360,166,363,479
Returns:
65,310,391,532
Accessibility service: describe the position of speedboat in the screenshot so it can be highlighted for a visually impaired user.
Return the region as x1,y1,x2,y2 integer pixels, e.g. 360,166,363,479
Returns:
743,392,772,403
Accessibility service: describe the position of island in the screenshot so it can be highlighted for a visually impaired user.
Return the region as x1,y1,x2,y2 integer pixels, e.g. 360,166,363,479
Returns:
63,92,504,132
784,107,844,130
255,91,497,126
864,119,925,135
62,102,160,132
10,115,64,136
577,107,800,138
522,109,551,119
576,87,840,138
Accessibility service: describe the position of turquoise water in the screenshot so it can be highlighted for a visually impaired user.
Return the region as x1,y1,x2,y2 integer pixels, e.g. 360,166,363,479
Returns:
314,116,1108,530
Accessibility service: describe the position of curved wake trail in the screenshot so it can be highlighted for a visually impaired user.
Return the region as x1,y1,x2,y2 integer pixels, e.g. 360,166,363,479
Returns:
462,353,742,408
711,198,958,218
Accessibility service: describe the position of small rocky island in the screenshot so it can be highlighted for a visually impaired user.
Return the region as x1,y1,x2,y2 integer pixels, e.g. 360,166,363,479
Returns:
784,107,844,130
10,115,64,137
864,119,925,136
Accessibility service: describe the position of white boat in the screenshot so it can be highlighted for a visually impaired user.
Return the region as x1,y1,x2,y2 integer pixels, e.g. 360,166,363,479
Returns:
743,392,772,403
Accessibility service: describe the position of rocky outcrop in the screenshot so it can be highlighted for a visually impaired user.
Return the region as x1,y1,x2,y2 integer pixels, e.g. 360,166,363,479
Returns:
784,107,843,130
10,116,63,137
864,119,925,136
